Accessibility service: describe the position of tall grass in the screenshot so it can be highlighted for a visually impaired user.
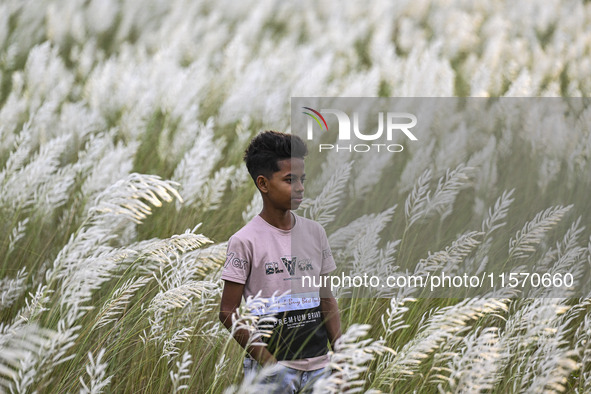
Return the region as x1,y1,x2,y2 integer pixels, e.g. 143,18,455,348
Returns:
1,1,591,393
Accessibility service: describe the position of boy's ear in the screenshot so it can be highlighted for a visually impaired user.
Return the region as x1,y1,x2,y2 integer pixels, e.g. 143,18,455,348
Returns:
256,175,269,193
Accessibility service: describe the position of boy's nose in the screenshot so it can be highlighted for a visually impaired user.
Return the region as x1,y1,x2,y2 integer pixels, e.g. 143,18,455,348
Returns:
294,180,304,192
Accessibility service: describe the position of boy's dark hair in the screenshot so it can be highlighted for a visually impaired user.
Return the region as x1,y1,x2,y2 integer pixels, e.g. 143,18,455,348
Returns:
244,130,308,181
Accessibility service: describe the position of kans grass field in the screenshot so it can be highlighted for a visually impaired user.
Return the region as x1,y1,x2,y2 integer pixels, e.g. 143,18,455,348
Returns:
2,0,591,393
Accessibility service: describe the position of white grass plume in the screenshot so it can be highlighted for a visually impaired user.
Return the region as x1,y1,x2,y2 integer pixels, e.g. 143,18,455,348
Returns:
58,247,138,314
374,239,402,286
7,318,79,393
574,313,591,392
22,42,73,111
312,324,392,393
134,229,219,349
523,336,579,393
399,230,482,298
34,163,78,217
89,173,183,224
147,280,218,343
175,241,228,281
93,276,151,330
169,351,192,394
481,188,515,237
0,323,56,393
26,173,189,375
0,134,72,213
79,348,112,394
77,132,137,204
404,167,432,229
195,165,239,212
557,217,586,258
439,327,502,393
135,231,213,273
381,294,511,384
380,297,414,342
496,299,572,392
210,354,229,393
50,174,187,311
161,327,194,363
164,116,212,168
405,164,474,229
425,163,473,222
329,205,396,254
15,284,52,324
7,349,37,394
397,140,435,194
468,135,498,206
299,161,352,227
0,268,27,311
350,206,397,273
508,205,573,260
227,291,284,351
172,122,225,209
326,206,398,297
0,131,32,188
518,298,580,393
464,189,515,275
7,218,29,257
242,192,262,224
531,217,587,297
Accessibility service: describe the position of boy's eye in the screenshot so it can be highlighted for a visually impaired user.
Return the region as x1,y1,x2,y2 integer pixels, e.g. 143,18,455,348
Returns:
285,177,304,184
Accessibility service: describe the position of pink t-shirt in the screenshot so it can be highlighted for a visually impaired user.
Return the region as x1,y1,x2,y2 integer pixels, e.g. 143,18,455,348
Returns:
221,213,336,370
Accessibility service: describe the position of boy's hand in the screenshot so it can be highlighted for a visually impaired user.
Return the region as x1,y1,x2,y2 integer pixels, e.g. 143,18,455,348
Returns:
253,347,278,366
319,278,341,349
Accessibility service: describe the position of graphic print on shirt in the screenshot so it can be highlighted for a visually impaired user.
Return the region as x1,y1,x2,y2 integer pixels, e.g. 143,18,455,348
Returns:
297,258,313,271
281,256,296,276
269,256,314,277
265,305,328,360
264,262,284,275
224,252,248,270
250,293,327,361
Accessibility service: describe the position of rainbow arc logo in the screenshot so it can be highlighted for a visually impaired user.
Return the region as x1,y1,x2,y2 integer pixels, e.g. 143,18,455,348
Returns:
302,107,328,132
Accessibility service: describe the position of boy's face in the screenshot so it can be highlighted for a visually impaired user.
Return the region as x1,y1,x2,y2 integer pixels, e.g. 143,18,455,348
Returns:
260,158,305,211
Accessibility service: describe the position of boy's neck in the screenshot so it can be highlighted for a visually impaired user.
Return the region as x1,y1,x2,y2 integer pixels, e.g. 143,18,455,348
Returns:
259,208,295,230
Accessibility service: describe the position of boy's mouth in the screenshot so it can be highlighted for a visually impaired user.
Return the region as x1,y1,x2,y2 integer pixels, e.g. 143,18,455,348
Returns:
292,195,303,203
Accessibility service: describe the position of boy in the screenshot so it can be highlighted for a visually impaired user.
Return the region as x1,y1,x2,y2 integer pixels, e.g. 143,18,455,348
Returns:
219,130,341,393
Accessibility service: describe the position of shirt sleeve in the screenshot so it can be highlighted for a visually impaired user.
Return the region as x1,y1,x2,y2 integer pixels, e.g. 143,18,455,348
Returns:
220,236,251,284
319,226,337,275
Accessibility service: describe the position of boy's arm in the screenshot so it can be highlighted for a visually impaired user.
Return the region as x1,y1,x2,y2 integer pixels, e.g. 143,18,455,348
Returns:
219,280,277,365
319,278,341,349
